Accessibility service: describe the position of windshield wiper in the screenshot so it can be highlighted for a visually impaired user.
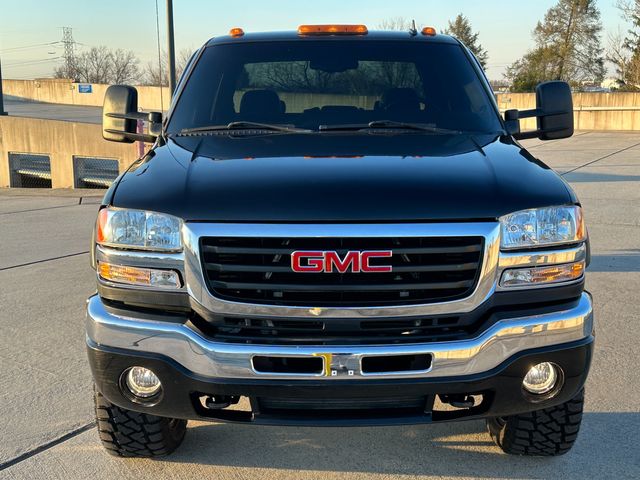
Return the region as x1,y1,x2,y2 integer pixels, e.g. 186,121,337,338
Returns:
178,121,311,135
319,120,461,134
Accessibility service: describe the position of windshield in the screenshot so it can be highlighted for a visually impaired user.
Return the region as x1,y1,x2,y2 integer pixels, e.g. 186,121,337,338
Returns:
167,40,502,134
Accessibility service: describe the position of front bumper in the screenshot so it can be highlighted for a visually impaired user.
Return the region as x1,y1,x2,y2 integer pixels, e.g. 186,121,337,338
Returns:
87,292,594,425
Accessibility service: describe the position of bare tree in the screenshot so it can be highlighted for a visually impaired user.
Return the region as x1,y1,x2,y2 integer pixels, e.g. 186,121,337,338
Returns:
607,30,630,88
110,49,140,84
377,17,418,32
142,48,194,86
54,45,140,84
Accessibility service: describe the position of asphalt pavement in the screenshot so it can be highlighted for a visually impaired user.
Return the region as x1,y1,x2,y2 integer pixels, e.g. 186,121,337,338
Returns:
2,96,102,123
0,132,639,479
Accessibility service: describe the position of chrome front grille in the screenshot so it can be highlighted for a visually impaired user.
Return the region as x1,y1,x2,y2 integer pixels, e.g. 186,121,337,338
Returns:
191,313,475,345
200,236,484,307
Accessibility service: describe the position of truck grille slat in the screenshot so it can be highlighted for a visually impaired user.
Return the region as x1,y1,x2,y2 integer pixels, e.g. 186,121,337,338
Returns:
209,280,474,291
200,235,483,307
202,244,482,255
206,261,479,273
191,314,473,345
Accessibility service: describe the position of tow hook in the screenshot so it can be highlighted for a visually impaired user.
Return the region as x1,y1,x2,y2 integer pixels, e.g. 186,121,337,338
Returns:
440,394,476,408
200,395,239,410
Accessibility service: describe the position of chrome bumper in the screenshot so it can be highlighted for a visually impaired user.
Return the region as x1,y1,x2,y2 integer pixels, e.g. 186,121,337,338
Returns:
86,292,593,381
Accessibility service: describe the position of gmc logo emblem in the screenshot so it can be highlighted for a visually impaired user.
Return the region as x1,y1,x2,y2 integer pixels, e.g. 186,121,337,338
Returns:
291,251,393,273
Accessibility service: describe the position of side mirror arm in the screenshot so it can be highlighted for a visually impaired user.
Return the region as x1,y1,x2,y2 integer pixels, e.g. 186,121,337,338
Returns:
506,108,570,140
103,111,162,143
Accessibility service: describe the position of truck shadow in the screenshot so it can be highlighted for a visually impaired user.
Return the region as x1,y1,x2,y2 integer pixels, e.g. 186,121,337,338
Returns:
163,412,640,478
588,251,640,272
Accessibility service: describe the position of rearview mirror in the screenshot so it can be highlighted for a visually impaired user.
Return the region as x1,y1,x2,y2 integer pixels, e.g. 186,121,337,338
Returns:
103,85,139,143
536,81,574,140
505,80,574,141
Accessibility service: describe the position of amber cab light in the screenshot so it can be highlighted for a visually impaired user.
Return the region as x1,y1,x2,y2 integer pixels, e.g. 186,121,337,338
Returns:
422,26,437,36
298,24,368,35
229,27,245,37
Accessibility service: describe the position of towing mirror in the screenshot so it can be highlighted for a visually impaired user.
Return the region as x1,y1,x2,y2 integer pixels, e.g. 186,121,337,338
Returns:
505,81,574,141
103,85,159,143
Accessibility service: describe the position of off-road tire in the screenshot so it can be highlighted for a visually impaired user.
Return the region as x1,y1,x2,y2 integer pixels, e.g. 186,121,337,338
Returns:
94,387,187,457
487,389,584,456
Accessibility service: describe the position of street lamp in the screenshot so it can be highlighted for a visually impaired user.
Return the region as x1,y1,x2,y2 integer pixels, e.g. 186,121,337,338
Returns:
166,0,176,95
0,56,7,115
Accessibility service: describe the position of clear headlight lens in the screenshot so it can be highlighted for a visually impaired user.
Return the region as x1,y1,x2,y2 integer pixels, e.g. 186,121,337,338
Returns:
500,206,585,250
96,207,182,251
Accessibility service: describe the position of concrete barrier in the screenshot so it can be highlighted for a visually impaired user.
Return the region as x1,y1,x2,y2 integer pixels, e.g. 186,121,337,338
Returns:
496,92,640,131
0,116,138,188
2,79,170,112
4,79,640,131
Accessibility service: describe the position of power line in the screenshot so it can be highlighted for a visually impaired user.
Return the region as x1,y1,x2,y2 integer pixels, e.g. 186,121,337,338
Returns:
4,57,61,67
0,41,61,53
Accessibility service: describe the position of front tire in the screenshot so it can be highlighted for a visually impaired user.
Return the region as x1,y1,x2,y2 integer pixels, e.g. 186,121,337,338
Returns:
94,387,187,457
487,389,584,456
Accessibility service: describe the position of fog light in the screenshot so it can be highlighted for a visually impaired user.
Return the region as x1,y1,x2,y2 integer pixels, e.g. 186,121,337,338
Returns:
125,366,161,398
523,362,559,395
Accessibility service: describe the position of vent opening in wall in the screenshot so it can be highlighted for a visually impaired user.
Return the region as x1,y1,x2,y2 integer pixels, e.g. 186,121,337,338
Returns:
73,156,119,189
8,153,52,188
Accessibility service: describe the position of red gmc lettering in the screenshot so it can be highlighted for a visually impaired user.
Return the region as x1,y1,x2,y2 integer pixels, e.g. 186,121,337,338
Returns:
324,251,360,273
291,251,325,272
360,251,393,272
291,251,393,273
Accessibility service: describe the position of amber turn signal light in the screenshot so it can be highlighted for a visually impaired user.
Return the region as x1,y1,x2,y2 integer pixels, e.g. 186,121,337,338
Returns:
500,261,585,288
98,262,181,289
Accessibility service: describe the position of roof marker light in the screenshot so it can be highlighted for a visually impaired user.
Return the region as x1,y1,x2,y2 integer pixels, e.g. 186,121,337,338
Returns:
421,26,437,36
298,24,368,36
229,27,245,37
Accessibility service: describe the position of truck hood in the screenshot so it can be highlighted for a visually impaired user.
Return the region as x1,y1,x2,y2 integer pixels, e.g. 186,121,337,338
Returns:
109,133,575,222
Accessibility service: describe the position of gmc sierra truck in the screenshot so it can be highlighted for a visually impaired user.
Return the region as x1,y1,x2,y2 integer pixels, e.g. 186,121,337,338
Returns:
88,25,593,458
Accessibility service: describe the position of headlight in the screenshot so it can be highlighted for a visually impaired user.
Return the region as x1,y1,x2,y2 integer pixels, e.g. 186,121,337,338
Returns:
500,206,585,250
96,207,182,251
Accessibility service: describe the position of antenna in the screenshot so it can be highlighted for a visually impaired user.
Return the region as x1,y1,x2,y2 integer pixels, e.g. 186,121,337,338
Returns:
409,19,418,36
61,27,75,79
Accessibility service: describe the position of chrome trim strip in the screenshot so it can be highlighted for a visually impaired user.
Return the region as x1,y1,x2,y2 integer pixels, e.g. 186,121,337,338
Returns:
182,222,501,318
496,244,586,292
498,244,586,268
86,292,593,380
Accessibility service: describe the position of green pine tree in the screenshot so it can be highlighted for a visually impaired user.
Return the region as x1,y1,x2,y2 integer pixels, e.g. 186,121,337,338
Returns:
444,14,489,69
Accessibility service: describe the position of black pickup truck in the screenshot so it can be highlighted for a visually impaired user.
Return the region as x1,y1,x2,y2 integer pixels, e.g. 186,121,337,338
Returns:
88,25,593,458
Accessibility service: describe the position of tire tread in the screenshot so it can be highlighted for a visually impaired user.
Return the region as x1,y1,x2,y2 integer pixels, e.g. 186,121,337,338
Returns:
487,389,584,456
93,387,186,457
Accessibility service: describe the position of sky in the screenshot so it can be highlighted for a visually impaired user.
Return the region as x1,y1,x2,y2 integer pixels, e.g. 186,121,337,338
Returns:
0,0,630,81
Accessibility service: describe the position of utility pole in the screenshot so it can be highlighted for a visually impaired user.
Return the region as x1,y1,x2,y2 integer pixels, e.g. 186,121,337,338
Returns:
61,27,76,80
166,0,176,95
0,55,6,115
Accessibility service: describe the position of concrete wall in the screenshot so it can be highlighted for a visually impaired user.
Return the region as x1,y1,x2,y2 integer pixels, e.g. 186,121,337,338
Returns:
2,79,170,112
5,79,640,131
496,92,640,131
0,116,138,188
